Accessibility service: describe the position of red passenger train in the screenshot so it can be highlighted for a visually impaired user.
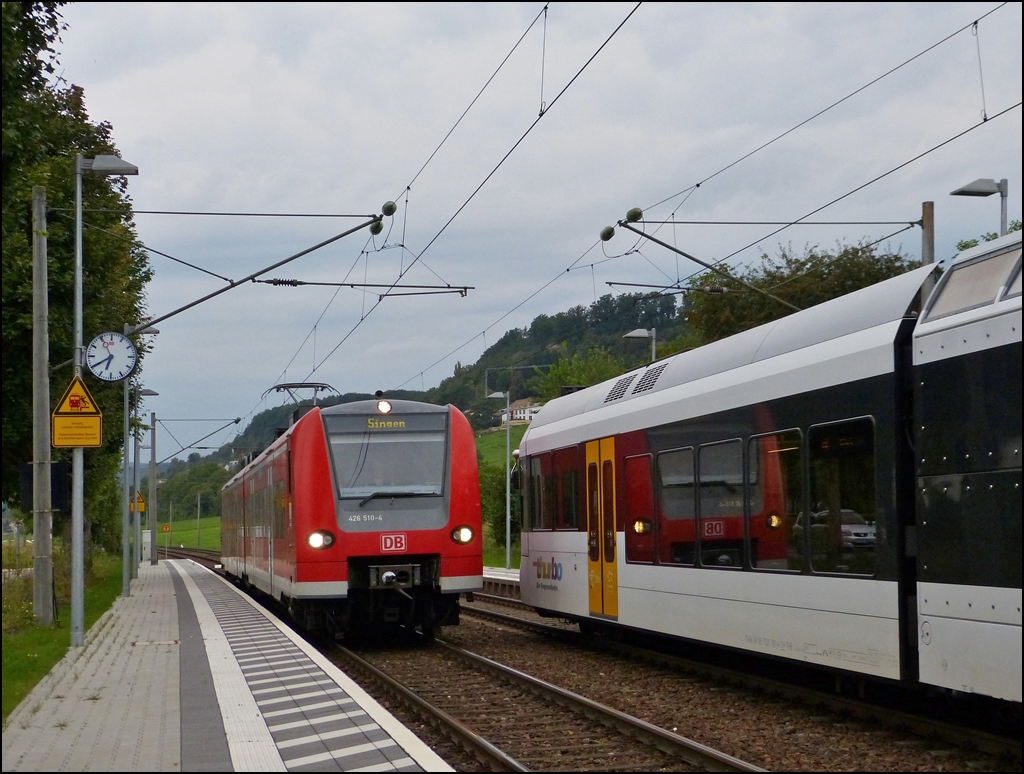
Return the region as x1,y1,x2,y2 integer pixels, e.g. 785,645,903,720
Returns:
222,397,483,637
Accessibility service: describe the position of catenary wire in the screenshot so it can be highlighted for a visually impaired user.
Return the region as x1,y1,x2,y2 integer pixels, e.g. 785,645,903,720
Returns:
391,5,1014,390
308,3,643,380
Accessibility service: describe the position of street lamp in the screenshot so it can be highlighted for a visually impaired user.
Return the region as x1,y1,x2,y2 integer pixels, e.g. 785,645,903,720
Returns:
623,327,656,362
488,390,512,570
74,154,137,646
951,178,1009,236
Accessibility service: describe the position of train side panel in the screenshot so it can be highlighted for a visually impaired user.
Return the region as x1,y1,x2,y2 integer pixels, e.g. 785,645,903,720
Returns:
521,266,929,685
441,406,484,592
913,232,1022,702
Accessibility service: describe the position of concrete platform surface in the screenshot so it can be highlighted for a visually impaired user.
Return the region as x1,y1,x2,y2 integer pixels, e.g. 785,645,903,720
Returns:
2,560,451,772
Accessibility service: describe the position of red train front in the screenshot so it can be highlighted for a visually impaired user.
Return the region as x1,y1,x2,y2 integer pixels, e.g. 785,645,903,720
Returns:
222,398,483,638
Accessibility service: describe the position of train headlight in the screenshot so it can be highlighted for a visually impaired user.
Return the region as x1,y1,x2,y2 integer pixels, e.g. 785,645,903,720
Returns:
307,530,335,549
766,513,783,529
633,519,653,534
377,399,392,414
451,526,474,544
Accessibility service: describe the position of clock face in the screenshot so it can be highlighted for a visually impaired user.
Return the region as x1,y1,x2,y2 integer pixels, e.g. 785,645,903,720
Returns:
86,332,138,382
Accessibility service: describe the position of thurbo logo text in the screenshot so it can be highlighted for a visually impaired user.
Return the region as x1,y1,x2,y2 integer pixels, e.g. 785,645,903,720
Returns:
532,556,563,581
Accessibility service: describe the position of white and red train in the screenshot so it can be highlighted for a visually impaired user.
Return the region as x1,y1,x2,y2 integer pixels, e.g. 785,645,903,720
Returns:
222,397,483,637
518,232,1022,705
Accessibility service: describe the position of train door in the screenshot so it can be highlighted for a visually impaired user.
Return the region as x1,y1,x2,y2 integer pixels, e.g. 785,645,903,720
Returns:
586,437,618,619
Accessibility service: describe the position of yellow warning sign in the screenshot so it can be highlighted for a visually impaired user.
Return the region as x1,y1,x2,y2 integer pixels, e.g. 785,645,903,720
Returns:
52,376,103,447
130,493,146,513
162,524,170,533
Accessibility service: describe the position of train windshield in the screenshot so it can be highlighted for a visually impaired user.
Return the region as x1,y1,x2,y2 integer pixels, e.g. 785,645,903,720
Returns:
324,413,448,500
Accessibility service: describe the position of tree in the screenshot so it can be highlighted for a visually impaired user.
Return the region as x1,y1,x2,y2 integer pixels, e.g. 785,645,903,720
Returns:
530,348,626,401
956,219,1022,252
2,2,151,549
685,242,918,344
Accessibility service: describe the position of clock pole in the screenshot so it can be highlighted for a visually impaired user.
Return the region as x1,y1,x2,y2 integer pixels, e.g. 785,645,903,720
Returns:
71,154,85,646
72,154,138,638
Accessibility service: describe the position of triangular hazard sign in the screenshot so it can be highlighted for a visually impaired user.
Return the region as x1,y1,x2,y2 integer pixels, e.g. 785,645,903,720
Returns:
54,376,102,416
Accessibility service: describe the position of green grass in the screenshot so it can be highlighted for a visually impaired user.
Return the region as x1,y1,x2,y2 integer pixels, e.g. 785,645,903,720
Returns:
2,550,123,725
153,514,221,552
483,542,521,570
475,424,529,468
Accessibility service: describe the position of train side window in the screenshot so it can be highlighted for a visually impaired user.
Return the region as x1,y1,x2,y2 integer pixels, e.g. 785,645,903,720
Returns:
656,447,695,565
521,457,533,532
697,440,745,568
602,461,615,564
748,430,804,571
624,455,655,563
543,457,557,530
808,418,877,576
925,247,1021,320
528,452,555,531
554,447,580,530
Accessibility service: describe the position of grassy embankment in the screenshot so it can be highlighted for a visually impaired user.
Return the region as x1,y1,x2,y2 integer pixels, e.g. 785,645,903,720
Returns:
2,541,122,725
475,424,528,570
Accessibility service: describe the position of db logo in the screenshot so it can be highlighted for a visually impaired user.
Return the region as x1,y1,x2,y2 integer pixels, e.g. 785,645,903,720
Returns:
381,533,407,552
702,519,725,538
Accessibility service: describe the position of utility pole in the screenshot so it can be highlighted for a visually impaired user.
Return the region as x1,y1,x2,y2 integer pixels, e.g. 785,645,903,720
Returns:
32,186,53,624
132,428,141,578
921,201,935,306
149,412,157,565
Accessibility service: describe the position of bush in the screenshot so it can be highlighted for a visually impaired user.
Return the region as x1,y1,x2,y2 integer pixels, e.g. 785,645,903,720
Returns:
478,461,521,548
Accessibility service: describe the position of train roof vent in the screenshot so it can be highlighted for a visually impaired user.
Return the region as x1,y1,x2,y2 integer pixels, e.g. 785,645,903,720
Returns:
604,374,637,402
631,363,669,394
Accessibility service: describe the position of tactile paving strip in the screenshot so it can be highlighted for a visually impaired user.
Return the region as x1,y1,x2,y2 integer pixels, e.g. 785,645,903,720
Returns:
177,563,424,772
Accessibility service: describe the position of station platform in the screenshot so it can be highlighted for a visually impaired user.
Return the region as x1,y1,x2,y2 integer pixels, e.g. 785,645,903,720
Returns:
481,566,520,599
1,560,451,772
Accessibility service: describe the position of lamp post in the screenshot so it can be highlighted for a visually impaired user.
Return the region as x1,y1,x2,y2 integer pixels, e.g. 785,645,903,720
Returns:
74,154,137,645
134,389,158,571
488,390,512,569
149,409,158,566
623,327,656,362
123,325,157,592
951,178,1009,236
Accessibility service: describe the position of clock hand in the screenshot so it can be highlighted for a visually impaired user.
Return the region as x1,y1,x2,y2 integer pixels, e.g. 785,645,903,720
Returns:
98,354,114,370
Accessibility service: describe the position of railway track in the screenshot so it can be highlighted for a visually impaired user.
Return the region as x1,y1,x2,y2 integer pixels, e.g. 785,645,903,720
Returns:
332,637,762,772
161,553,1020,768
462,596,1023,765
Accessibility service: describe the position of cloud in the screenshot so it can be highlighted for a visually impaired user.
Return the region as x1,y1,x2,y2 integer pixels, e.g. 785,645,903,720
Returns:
55,2,1022,449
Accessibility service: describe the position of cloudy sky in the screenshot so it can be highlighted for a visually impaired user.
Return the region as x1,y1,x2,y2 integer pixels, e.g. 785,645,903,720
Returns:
56,2,1022,460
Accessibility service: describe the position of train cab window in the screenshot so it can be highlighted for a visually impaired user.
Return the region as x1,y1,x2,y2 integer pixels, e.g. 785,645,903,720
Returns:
624,455,655,563
748,430,804,572
553,447,581,530
1006,264,1022,298
924,247,1021,320
325,413,447,501
656,447,695,565
808,418,877,575
697,440,745,568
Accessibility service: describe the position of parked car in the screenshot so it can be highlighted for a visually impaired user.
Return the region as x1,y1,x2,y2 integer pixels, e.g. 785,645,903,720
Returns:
792,509,876,550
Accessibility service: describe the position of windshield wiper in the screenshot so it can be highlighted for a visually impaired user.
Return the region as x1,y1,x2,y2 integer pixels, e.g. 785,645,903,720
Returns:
357,491,436,507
